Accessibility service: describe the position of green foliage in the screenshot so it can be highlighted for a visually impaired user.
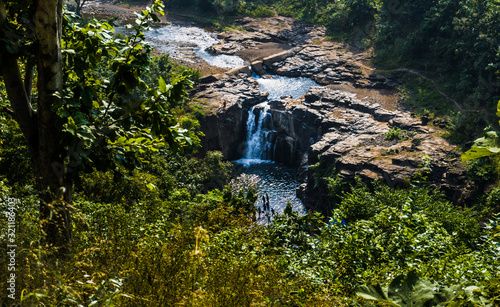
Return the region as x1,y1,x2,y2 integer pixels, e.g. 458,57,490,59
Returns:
337,180,481,247
358,272,500,307
463,102,500,161
2,157,500,305
0,115,33,187
245,4,275,18
486,187,500,210
357,271,454,307
328,0,376,37
211,0,246,16
56,1,199,175
384,127,412,141
446,111,488,146
325,175,348,204
146,54,202,84
465,157,499,188
397,72,454,116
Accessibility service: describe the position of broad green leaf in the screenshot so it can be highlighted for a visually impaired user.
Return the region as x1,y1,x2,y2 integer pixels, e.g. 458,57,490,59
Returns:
158,76,167,93
357,284,391,302
151,13,161,22
357,272,451,307
65,117,78,136
462,146,500,162
462,129,500,162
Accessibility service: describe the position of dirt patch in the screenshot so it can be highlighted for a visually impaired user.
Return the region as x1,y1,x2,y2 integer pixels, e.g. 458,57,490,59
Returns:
326,83,401,111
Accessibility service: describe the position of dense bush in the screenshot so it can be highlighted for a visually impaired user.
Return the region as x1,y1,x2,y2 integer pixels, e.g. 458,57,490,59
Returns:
1,150,499,305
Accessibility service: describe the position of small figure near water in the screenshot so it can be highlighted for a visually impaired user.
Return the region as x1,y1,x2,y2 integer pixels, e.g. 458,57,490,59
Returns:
264,193,270,211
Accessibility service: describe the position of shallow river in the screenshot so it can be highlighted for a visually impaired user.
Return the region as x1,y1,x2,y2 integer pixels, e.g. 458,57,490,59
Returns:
116,23,243,68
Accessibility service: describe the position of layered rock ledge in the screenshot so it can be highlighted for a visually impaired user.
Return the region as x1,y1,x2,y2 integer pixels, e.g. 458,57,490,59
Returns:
274,87,467,212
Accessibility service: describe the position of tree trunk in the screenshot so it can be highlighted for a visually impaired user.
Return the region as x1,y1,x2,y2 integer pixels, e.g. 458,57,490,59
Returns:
34,0,73,252
75,0,87,16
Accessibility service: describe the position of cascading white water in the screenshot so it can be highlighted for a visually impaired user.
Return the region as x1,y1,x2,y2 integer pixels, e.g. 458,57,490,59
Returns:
244,102,272,162
256,75,319,100
240,74,319,165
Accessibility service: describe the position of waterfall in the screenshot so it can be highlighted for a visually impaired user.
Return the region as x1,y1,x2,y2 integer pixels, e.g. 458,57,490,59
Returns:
234,74,318,216
240,74,319,165
244,102,272,161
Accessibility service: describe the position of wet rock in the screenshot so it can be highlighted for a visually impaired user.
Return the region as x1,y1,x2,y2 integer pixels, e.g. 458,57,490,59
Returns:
262,50,296,66
251,60,265,75
200,75,219,84
225,65,252,77
269,100,286,110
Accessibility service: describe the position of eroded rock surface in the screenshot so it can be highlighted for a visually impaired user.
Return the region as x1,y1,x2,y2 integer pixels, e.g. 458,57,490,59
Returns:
279,87,467,212
211,16,400,90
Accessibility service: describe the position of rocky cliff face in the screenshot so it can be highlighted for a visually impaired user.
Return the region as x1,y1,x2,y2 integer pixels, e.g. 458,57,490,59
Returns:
265,87,467,213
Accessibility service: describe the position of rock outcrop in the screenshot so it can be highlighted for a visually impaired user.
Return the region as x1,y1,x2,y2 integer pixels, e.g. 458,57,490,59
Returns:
264,87,467,212
210,17,400,89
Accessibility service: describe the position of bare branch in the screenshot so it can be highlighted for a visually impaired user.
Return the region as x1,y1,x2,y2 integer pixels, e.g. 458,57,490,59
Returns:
2,106,15,117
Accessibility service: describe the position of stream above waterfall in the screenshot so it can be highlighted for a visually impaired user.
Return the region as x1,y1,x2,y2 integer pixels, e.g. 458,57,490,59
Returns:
116,23,244,68
255,74,319,100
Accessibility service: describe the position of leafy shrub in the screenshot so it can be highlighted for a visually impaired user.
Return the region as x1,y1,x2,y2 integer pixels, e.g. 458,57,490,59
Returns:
337,180,481,247
384,127,412,141
246,4,275,18
0,117,33,187
446,111,488,146
465,157,499,187
486,187,500,211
